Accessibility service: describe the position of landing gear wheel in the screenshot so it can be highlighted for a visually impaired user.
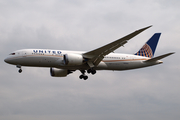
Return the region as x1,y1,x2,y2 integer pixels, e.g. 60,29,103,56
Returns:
79,70,89,80
87,69,91,74
18,69,22,73
79,75,84,79
87,69,96,75
79,75,88,80
83,75,88,80
91,70,96,75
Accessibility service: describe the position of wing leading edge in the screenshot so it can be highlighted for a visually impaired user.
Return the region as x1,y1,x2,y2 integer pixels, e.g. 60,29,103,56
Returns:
83,26,152,67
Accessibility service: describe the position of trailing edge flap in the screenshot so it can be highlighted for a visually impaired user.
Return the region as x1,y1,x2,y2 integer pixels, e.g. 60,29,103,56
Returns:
145,52,175,63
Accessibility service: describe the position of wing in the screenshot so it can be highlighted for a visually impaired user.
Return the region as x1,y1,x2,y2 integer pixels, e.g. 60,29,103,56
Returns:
83,26,152,67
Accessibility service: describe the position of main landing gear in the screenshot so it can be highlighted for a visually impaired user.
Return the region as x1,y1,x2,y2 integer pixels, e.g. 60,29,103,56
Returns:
87,68,96,75
79,70,88,80
79,68,96,80
16,65,22,73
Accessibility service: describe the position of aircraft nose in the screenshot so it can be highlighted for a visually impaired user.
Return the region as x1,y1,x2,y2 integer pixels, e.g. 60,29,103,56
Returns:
4,56,18,65
4,57,11,64
4,58,9,63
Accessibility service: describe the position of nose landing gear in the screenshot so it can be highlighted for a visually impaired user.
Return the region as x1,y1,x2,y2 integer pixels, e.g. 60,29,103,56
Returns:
16,65,22,73
18,69,22,73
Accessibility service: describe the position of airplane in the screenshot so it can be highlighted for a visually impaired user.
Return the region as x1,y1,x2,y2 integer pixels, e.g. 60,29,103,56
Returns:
4,26,174,80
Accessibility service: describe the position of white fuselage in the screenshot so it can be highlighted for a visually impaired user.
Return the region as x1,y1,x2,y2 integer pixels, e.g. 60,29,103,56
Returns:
4,49,162,71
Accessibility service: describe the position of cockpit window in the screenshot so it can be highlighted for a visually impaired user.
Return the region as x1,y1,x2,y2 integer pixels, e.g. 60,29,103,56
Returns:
9,53,15,55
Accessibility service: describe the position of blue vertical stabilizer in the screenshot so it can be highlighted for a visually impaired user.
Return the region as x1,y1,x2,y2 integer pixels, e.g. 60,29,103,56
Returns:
134,33,161,58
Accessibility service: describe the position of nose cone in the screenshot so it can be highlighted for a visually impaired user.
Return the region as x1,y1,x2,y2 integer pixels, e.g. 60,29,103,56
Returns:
4,57,10,63
4,57,14,64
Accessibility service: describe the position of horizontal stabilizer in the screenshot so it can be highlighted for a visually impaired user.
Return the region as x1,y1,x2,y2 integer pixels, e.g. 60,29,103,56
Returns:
145,52,175,62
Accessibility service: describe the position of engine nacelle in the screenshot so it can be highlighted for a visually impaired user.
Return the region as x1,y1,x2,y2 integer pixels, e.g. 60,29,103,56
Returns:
50,68,69,77
63,53,84,66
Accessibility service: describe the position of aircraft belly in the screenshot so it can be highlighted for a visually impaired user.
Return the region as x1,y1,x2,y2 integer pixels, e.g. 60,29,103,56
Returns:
18,56,62,67
105,61,130,70
97,61,148,70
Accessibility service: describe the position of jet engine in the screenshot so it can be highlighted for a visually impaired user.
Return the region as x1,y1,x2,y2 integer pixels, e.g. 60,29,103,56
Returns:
50,68,71,77
63,53,84,66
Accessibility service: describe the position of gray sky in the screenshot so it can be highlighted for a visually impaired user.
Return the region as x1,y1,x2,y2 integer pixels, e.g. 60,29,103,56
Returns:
1,0,180,120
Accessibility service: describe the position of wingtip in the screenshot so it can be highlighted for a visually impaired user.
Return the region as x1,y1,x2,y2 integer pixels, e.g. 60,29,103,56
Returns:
149,25,153,27
136,25,152,32
170,52,175,55
144,25,153,29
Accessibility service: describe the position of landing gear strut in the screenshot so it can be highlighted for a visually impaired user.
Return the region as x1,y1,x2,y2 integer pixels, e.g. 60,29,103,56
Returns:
79,70,88,80
16,65,22,73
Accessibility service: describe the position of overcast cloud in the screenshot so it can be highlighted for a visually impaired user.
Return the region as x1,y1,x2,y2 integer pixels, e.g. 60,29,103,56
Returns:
0,0,180,120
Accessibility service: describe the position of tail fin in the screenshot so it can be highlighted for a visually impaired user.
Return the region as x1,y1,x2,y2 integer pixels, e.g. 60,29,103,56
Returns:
134,33,161,58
